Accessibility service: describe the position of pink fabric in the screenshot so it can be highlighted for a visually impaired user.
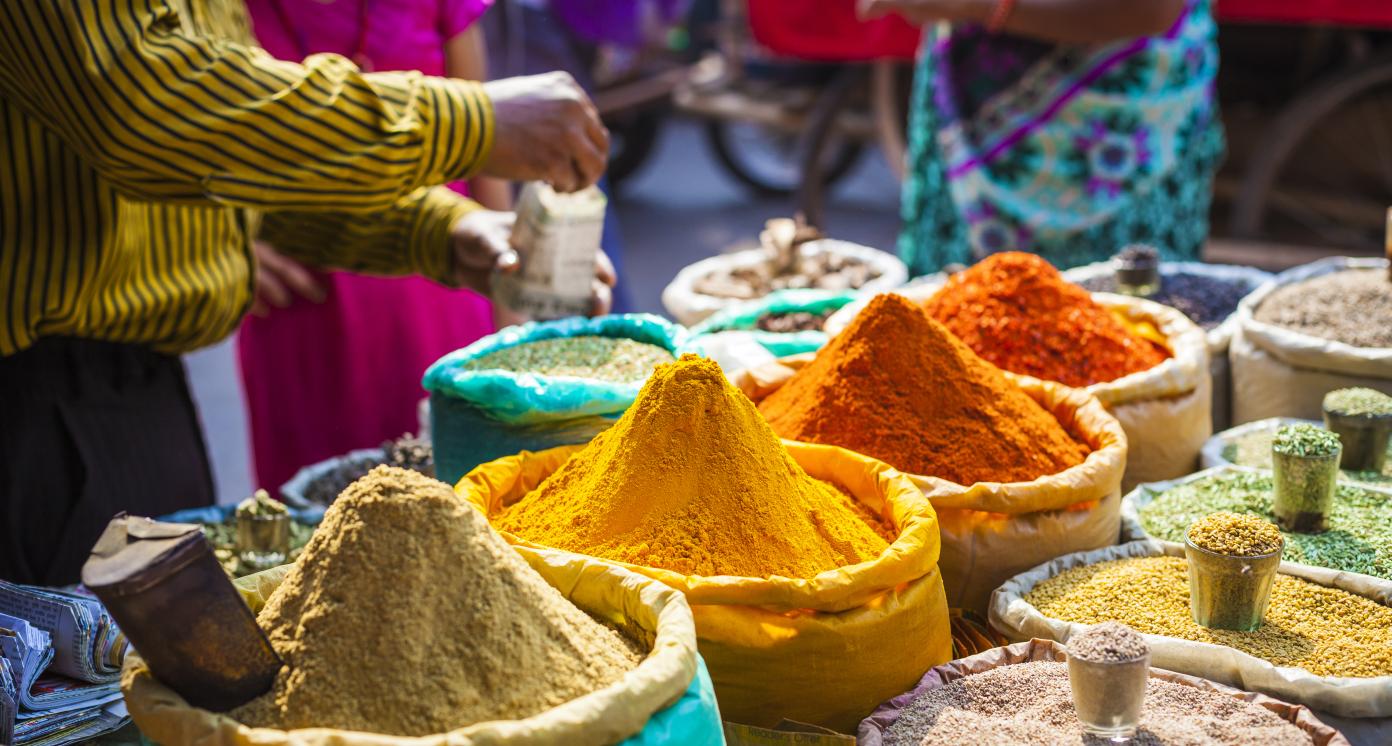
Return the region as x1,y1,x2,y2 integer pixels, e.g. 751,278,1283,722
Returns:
240,0,494,492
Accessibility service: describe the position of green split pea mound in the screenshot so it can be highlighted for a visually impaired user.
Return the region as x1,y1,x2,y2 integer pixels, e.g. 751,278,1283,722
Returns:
233,466,642,736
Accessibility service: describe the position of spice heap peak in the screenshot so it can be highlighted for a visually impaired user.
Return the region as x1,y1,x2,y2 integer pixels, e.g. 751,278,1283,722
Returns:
759,293,1089,485
497,354,891,578
234,466,640,736
925,252,1170,387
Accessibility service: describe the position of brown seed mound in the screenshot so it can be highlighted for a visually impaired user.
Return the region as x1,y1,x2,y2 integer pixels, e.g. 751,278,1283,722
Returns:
232,466,642,736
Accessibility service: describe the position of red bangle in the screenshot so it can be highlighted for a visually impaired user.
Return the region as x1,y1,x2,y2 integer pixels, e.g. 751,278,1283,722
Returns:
986,0,1018,32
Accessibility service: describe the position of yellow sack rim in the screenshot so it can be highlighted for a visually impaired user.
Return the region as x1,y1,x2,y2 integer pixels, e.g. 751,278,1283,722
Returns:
733,356,1127,515
458,442,940,614
122,547,700,746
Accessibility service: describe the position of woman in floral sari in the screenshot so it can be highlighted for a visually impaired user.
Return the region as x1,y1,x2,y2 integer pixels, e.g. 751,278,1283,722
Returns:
865,0,1223,274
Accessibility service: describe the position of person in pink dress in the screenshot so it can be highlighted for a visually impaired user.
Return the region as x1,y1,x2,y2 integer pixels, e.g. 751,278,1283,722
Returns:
240,0,511,492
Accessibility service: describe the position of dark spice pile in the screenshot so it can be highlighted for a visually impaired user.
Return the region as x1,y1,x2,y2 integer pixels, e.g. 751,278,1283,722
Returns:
754,309,833,333
1076,272,1257,330
300,433,435,506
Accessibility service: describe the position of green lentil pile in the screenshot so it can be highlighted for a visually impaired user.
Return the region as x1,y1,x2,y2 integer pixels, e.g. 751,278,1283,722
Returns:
1024,556,1392,677
1325,388,1392,417
1186,512,1282,556
1222,426,1392,486
1138,470,1392,579
461,336,675,383
1272,424,1341,457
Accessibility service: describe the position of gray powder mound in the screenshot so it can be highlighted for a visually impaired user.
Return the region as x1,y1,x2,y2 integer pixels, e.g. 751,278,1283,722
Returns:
881,661,1311,746
1069,622,1148,663
233,466,643,736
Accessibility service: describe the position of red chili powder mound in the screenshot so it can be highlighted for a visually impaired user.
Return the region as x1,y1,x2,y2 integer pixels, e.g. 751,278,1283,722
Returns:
758,293,1090,485
924,252,1170,387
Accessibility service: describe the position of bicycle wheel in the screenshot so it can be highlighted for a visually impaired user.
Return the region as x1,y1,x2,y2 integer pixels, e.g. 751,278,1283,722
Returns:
705,118,863,196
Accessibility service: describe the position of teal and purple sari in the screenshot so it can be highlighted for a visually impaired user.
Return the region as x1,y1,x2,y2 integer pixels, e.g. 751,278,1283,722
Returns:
898,0,1224,275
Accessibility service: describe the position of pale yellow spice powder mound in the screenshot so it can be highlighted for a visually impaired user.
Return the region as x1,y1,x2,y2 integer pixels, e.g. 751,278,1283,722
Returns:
232,466,642,736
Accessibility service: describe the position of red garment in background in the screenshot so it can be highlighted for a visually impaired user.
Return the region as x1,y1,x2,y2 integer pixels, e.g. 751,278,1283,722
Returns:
745,0,920,61
239,0,494,492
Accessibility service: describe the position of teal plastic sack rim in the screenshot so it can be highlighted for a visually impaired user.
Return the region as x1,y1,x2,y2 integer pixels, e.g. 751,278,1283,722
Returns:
422,314,686,425
683,289,857,359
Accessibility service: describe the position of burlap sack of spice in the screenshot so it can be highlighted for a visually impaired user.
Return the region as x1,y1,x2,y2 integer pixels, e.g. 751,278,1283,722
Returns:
460,441,953,733
857,638,1351,745
121,549,721,746
1231,257,1392,425
1063,261,1273,432
988,539,1392,720
736,356,1127,615
826,286,1210,491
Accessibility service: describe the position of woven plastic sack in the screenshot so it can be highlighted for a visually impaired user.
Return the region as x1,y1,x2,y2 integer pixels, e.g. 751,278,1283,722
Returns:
734,355,1127,615
277,448,383,510
458,441,953,733
988,539,1392,718
422,314,684,485
1231,257,1392,425
660,240,908,327
1063,261,1272,432
827,287,1210,491
684,289,858,358
858,638,1351,745
122,548,723,746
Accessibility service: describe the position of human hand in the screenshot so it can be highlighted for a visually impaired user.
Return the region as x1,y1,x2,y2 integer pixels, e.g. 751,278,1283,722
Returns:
451,209,617,316
480,72,609,193
250,241,325,317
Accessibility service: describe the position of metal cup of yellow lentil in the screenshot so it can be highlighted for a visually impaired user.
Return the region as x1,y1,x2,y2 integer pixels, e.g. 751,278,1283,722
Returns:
1322,388,1392,473
1271,424,1342,533
1184,512,1284,632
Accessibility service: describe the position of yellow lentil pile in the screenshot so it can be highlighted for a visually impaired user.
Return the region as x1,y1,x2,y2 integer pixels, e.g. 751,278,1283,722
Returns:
1024,556,1392,678
1186,512,1283,557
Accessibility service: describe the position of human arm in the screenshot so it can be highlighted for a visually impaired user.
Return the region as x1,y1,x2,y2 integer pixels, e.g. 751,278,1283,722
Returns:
859,0,1186,44
0,1,606,205
446,22,513,210
257,187,615,312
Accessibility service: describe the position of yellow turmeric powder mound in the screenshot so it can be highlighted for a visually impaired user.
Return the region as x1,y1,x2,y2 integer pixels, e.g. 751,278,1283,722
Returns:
496,354,891,578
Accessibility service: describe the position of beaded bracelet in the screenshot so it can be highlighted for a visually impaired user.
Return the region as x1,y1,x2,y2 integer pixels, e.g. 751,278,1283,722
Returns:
987,0,1018,32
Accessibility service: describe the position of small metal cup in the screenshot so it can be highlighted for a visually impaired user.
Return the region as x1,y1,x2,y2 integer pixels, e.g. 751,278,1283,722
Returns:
1185,535,1283,631
1272,446,1341,533
237,511,290,572
1069,651,1150,740
1323,408,1392,473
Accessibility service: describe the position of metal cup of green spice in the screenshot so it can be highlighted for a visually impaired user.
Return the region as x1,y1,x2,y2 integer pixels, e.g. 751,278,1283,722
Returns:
1185,512,1284,631
235,489,291,571
1066,622,1150,740
1271,424,1343,533
1323,388,1392,472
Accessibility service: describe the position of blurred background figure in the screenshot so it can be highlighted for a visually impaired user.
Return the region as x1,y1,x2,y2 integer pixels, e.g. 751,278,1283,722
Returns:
866,0,1224,275
239,0,512,491
484,0,694,313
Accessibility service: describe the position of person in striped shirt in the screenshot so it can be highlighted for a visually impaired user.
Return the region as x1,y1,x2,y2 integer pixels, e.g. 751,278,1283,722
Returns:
0,0,614,584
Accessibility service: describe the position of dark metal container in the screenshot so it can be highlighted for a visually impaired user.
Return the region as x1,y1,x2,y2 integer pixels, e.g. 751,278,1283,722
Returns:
81,514,282,712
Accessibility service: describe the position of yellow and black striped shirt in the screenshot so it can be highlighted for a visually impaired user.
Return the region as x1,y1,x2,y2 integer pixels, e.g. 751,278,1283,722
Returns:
0,0,494,356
